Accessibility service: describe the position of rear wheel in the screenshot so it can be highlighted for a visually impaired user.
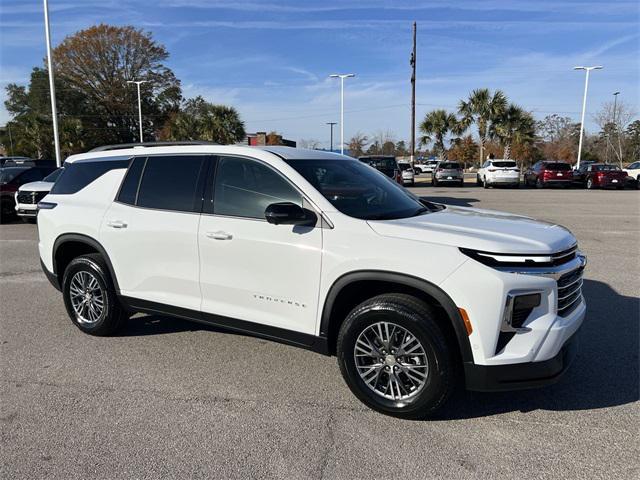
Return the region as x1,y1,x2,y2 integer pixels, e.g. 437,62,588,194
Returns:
337,294,456,419
536,178,545,189
586,177,595,189
62,254,127,336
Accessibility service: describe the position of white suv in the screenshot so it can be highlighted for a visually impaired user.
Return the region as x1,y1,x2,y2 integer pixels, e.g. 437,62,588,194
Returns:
38,143,586,418
477,159,521,188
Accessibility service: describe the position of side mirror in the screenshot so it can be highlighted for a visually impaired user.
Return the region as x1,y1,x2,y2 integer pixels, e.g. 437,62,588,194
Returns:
265,202,317,226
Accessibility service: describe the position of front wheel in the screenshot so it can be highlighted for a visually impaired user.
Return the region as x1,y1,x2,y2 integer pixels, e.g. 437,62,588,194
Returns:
586,178,594,190
337,294,456,419
483,177,489,189
536,178,545,189
62,254,127,336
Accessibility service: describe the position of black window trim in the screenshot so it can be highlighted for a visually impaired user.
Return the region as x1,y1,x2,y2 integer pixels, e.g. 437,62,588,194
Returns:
113,153,212,215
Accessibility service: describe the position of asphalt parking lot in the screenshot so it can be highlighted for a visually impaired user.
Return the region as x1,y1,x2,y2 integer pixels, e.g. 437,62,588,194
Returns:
1,186,638,479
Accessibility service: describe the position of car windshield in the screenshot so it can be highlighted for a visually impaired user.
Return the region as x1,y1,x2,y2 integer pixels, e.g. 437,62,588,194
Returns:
593,164,621,171
0,167,28,184
544,163,571,171
43,168,63,182
438,162,460,169
492,161,516,168
359,157,396,170
286,159,427,220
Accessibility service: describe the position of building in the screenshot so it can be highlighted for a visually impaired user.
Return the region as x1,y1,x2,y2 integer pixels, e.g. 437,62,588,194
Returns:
245,132,296,148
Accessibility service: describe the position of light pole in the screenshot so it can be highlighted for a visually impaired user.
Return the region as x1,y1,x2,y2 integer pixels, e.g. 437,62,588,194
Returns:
127,80,148,143
43,0,62,167
326,122,337,151
574,65,603,169
329,73,355,155
613,91,623,167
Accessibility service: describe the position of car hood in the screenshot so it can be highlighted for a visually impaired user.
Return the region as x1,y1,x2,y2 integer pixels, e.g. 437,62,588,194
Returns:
18,181,53,192
367,205,576,254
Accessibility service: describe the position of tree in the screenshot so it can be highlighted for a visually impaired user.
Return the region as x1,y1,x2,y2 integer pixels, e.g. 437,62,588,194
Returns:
159,96,245,144
298,138,321,149
53,24,182,146
395,140,408,156
593,100,636,167
419,109,462,157
491,104,536,159
447,135,478,168
625,120,640,161
458,88,507,164
347,132,368,157
535,114,580,164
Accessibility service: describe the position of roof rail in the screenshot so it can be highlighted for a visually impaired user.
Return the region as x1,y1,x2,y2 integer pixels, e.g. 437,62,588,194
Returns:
89,141,218,152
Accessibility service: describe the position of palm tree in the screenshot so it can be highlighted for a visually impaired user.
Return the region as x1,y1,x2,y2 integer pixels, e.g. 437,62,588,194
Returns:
458,88,507,164
419,109,462,158
491,104,536,159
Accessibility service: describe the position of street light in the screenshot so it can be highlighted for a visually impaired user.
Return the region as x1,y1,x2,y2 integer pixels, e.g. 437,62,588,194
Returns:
326,122,337,151
574,65,603,169
613,91,623,166
43,0,62,167
127,80,148,143
329,73,355,155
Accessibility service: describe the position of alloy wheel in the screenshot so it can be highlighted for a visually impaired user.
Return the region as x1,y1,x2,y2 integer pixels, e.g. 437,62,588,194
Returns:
69,271,105,324
354,321,429,401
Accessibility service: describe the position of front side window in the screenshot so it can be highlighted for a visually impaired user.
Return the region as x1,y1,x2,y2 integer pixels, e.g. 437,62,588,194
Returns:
286,159,427,220
136,155,206,212
213,156,302,219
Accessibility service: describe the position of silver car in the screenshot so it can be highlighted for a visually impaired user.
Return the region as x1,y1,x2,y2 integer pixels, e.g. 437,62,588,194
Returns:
432,161,464,187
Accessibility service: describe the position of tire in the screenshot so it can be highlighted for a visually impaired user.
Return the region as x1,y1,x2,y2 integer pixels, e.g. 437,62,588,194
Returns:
433,178,438,187
337,294,456,419
536,178,544,189
636,176,640,190
459,179,464,187
62,253,127,336
586,178,594,190
1,201,16,224
482,177,489,189
476,175,481,186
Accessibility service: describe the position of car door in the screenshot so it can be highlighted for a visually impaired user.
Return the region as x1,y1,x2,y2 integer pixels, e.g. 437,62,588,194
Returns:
100,154,209,311
198,155,322,335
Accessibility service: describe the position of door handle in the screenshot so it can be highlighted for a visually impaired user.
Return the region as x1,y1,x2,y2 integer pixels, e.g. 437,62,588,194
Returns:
107,220,128,229
206,231,233,240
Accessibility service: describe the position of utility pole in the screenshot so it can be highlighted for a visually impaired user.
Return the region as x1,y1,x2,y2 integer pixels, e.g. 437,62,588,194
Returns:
43,0,62,167
326,122,337,151
574,65,603,170
410,21,417,167
127,80,148,143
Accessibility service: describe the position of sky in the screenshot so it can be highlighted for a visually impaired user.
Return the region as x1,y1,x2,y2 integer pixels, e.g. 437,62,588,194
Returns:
0,0,638,149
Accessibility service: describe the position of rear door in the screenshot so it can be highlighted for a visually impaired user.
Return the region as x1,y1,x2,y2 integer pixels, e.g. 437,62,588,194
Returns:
198,155,322,335
100,154,209,310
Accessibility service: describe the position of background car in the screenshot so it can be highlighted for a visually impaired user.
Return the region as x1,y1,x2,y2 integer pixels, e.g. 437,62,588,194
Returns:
476,159,520,188
576,163,628,190
0,156,33,167
524,161,572,188
358,155,402,184
623,161,640,189
432,161,464,187
14,168,63,222
416,159,439,175
0,165,57,222
397,162,415,186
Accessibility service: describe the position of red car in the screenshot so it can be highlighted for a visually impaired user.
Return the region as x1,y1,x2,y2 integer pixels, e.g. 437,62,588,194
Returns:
579,163,628,189
524,161,573,188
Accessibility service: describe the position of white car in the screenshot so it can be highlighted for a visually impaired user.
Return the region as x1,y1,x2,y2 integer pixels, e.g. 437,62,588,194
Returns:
14,168,62,221
38,143,585,418
415,160,439,175
397,162,415,186
623,161,640,188
477,159,520,188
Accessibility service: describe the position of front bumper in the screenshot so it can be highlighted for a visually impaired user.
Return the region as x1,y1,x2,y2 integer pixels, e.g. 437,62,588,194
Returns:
464,330,579,391
15,204,38,217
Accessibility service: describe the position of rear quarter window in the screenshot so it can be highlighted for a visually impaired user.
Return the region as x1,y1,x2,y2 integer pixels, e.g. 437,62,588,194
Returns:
50,159,130,194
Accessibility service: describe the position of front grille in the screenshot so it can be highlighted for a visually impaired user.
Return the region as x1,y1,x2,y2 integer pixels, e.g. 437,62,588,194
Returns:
17,191,48,205
557,265,584,316
549,245,577,266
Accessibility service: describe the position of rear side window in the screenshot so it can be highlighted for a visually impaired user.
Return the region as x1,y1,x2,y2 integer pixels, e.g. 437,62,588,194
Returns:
544,163,571,171
136,155,207,212
50,159,129,194
213,156,302,219
117,157,146,205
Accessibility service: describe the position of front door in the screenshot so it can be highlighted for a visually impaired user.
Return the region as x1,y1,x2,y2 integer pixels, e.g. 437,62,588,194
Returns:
198,155,322,335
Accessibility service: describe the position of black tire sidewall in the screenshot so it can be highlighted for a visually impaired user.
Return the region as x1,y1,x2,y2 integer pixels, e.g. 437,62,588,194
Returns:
337,301,452,418
62,256,117,335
